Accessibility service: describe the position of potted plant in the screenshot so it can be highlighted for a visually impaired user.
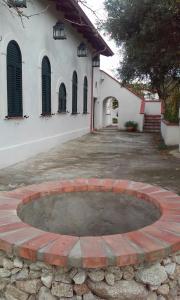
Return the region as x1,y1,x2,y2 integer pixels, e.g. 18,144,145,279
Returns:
125,121,138,132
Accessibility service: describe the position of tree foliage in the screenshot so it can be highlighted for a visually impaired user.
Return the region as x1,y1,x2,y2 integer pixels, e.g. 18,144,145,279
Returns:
104,0,180,100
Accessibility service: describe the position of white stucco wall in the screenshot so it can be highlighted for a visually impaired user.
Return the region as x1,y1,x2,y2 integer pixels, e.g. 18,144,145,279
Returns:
0,0,93,168
144,101,161,115
161,120,179,146
93,70,144,131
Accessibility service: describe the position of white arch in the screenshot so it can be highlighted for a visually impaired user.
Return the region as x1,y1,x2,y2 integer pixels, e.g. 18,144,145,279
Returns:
102,96,119,127
93,70,144,131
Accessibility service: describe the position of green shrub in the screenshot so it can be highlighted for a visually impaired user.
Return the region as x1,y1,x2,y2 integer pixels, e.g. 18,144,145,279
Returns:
112,118,118,124
164,86,180,123
125,121,138,129
164,102,179,123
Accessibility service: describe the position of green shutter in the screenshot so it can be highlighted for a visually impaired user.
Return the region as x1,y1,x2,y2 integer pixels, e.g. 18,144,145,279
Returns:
42,56,51,115
7,41,23,117
72,71,78,114
59,83,66,112
83,76,88,114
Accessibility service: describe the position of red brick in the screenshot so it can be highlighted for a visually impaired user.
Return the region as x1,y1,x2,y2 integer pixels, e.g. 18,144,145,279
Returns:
164,195,180,201
127,182,149,196
139,186,162,194
157,198,180,205
28,182,64,198
143,225,180,252
0,222,28,233
112,180,130,193
101,179,114,192
42,235,78,266
0,227,44,253
87,179,104,191
161,215,180,222
0,215,21,226
5,188,40,203
0,196,20,205
18,233,59,261
73,178,88,192
163,209,180,216
151,191,177,197
159,203,180,211
80,237,107,268
136,186,163,201
126,231,168,261
0,203,17,210
60,181,76,193
103,235,143,266
157,221,180,234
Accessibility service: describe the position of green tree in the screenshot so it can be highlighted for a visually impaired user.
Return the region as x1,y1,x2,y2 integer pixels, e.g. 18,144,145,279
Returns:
104,0,180,101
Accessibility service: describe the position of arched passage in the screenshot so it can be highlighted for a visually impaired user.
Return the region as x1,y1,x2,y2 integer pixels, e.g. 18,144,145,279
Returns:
103,97,119,127
93,70,144,131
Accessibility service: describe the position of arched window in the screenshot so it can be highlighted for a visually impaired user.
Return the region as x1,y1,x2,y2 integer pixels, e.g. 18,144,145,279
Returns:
83,76,88,114
72,71,78,114
7,41,23,117
58,83,66,113
42,56,51,115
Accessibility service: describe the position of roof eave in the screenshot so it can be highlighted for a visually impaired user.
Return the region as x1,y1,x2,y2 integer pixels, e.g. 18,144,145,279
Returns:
54,0,114,57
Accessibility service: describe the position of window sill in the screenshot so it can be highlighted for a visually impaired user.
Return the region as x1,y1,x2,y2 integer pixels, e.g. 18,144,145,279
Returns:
71,112,80,116
40,113,55,118
4,115,29,120
57,111,69,115
83,112,90,115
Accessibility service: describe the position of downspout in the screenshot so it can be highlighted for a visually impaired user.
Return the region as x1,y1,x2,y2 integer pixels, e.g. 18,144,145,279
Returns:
90,64,94,132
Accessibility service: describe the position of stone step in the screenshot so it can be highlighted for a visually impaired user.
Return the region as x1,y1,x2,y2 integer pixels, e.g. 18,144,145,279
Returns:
145,114,161,118
144,128,160,132
144,127,160,132
144,124,160,127
144,122,161,125
144,119,161,122
145,118,161,121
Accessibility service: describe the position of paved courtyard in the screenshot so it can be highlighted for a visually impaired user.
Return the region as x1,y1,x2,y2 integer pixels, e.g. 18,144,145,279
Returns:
0,127,180,194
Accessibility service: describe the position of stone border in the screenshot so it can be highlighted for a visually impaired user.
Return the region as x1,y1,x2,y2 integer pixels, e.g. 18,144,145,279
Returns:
0,179,179,269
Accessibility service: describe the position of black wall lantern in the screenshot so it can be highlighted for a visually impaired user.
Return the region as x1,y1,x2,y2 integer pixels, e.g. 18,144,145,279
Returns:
53,22,66,40
77,43,88,57
92,55,100,67
7,0,26,7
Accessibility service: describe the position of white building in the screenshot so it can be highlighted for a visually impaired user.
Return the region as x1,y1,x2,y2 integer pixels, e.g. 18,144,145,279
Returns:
0,1,179,169
0,0,113,169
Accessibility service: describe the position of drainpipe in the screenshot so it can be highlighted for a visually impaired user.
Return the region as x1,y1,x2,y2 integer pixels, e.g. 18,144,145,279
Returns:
90,64,94,132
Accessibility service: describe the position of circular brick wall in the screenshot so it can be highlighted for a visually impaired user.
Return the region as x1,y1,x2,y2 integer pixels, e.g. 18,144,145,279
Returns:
0,179,179,269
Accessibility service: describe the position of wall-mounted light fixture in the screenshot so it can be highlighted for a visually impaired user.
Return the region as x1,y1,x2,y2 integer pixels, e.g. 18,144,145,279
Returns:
7,0,27,8
53,22,66,40
92,55,100,67
77,42,88,57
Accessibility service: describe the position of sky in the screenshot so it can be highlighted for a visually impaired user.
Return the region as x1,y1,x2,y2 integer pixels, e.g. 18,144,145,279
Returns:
80,0,121,77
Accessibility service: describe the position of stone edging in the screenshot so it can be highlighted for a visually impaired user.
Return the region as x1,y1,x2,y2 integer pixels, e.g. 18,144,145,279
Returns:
162,119,179,126
0,179,179,269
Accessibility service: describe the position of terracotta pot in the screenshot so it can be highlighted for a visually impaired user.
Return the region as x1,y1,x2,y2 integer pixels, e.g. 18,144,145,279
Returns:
126,126,136,132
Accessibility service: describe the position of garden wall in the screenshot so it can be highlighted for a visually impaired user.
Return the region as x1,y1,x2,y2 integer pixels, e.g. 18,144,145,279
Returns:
161,120,179,146
0,250,180,300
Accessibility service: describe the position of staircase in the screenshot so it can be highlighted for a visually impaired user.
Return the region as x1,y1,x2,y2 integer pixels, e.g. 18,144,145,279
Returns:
143,115,161,132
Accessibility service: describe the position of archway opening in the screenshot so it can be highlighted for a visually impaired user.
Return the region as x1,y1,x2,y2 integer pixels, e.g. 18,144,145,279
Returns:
103,97,119,128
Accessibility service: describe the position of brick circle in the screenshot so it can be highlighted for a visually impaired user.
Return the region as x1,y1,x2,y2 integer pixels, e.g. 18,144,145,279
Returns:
0,179,179,268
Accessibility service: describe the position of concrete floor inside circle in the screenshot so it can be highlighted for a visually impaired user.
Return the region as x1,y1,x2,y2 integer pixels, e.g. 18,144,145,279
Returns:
18,191,160,236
